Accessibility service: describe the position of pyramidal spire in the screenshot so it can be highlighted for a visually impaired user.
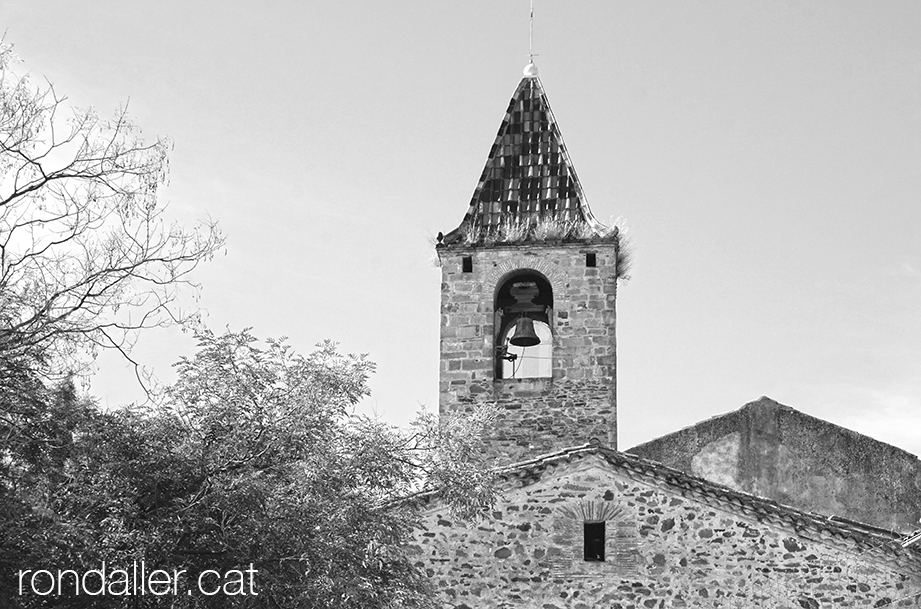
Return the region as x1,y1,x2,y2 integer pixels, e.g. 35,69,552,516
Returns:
441,64,609,246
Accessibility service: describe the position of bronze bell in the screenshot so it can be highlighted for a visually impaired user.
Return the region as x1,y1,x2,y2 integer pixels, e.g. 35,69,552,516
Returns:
509,316,540,347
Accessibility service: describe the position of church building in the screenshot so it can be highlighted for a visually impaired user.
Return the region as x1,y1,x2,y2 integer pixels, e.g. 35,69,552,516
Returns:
412,62,921,608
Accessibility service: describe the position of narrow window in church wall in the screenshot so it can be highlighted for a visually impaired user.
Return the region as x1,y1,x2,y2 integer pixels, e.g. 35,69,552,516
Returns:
462,256,473,273
584,521,605,561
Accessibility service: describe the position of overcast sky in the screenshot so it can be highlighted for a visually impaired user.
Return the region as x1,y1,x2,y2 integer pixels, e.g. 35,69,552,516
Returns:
3,1,920,456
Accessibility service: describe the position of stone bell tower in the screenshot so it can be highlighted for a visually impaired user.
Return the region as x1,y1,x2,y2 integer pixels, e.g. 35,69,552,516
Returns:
435,62,624,464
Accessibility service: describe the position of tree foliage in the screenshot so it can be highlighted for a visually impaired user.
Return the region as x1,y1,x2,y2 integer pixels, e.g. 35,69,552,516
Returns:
0,44,496,609
1,330,497,608
0,42,223,378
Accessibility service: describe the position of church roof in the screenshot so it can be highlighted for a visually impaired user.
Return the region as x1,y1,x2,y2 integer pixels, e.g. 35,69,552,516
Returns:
441,64,611,246
409,442,921,575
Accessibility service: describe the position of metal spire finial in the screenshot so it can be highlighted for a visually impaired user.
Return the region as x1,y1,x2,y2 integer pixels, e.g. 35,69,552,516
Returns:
524,0,539,77
529,0,534,62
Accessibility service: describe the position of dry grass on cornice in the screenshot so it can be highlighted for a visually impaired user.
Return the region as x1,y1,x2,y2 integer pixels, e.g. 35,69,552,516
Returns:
460,216,603,246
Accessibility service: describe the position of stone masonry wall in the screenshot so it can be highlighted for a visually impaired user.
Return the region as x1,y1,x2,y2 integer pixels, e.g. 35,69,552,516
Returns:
438,242,618,463
627,397,921,533
410,456,921,608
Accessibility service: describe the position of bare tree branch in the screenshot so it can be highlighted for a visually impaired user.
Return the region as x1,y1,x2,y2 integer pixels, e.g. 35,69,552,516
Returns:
0,41,224,378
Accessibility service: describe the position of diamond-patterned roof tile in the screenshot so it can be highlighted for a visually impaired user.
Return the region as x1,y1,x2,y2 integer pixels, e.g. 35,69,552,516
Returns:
443,67,607,244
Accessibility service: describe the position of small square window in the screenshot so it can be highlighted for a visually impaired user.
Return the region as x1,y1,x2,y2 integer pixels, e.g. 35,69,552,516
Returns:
586,253,597,268
584,521,605,561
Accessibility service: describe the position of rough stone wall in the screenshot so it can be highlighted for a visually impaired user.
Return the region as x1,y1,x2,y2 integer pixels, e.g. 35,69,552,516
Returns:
410,457,921,608
438,242,618,464
627,397,921,533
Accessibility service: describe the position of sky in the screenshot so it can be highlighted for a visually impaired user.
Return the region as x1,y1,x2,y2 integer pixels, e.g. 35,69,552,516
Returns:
3,1,920,456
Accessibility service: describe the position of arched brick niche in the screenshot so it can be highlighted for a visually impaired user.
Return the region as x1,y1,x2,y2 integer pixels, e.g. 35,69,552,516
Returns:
547,500,642,578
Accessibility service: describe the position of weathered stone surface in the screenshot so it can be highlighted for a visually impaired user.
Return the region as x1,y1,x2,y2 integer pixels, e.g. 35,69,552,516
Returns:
412,451,921,608
438,243,618,463
627,397,921,532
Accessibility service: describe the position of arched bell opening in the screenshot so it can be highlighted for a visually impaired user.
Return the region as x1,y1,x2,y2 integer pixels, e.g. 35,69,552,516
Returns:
494,271,553,379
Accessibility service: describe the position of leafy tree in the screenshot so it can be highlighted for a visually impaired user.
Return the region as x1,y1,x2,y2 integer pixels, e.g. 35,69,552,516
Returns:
1,330,497,608
0,47,225,599
159,329,496,607
0,42,494,609
0,41,223,380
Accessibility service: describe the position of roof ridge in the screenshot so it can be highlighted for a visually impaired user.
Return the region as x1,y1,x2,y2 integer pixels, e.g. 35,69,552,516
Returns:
408,442,921,574
630,397,920,460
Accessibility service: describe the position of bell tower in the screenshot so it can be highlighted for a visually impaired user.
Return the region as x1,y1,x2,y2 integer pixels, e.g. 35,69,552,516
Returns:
435,63,625,464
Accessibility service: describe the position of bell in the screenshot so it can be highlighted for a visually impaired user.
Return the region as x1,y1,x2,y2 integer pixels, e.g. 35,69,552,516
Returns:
509,317,540,347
